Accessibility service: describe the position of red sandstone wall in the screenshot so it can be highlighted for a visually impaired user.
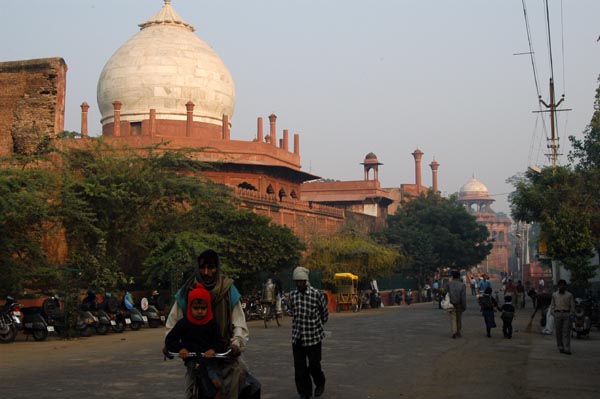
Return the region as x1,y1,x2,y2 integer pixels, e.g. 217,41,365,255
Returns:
0,58,67,156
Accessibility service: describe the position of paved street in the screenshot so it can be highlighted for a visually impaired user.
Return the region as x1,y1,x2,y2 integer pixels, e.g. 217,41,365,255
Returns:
2,294,599,399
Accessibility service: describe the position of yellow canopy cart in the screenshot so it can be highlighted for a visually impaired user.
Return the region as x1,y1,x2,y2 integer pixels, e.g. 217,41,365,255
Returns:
334,273,360,312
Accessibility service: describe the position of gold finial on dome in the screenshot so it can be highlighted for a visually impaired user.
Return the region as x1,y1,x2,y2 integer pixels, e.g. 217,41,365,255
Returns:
139,0,195,31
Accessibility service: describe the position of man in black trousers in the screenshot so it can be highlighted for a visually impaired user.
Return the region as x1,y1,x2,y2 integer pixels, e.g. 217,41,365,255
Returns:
289,267,329,399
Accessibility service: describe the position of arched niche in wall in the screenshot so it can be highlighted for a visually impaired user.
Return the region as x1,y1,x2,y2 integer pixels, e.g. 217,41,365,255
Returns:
238,182,257,191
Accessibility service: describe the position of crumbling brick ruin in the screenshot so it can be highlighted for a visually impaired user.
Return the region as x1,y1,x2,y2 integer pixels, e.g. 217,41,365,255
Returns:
0,57,67,156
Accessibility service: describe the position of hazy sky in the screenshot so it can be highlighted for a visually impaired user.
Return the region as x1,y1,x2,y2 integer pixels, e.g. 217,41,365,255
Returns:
2,0,599,214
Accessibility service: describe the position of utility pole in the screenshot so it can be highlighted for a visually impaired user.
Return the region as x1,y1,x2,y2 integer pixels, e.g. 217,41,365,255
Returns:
535,78,570,170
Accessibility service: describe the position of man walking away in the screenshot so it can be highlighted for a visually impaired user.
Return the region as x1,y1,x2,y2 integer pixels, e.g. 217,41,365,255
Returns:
448,270,467,339
289,267,329,399
550,279,575,355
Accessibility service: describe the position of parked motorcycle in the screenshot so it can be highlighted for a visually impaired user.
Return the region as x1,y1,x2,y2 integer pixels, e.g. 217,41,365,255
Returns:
280,294,293,316
369,290,382,308
138,297,163,328
0,296,21,343
98,293,125,333
241,295,263,321
572,298,593,338
81,290,111,335
3,296,22,330
20,306,50,341
42,295,99,337
404,289,413,306
148,290,167,325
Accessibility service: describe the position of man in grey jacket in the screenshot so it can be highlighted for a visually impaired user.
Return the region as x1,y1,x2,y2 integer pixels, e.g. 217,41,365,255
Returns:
448,270,467,338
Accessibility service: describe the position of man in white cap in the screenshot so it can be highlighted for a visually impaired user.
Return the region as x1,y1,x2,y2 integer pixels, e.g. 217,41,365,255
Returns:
289,266,329,399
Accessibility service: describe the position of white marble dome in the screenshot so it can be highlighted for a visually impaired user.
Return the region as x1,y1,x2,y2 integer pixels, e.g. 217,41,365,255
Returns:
97,1,235,126
459,177,490,198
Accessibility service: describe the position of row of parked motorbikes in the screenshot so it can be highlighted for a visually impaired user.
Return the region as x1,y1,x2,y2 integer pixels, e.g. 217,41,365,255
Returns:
0,291,167,343
241,294,292,324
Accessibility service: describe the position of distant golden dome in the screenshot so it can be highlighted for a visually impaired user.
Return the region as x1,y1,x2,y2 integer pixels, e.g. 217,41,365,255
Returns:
97,1,235,127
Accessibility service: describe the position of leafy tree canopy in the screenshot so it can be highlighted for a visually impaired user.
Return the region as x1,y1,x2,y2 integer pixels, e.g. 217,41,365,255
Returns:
381,192,492,282
1,139,305,296
304,227,400,285
509,74,600,287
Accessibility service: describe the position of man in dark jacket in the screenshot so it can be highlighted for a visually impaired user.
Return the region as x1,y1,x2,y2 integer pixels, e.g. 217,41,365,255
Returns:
448,270,467,339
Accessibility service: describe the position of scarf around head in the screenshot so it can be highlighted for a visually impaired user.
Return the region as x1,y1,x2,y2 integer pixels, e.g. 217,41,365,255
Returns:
187,283,213,325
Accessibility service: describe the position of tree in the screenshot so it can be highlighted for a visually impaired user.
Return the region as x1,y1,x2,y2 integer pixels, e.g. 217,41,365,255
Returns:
304,228,400,286
0,161,60,294
56,140,305,293
509,75,600,288
381,191,492,286
509,167,596,287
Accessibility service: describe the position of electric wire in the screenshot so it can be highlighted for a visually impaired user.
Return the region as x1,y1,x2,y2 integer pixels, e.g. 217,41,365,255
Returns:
557,0,567,166
543,0,561,166
521,0,549,166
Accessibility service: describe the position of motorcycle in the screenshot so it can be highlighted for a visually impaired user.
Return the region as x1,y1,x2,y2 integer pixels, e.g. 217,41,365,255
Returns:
369,290,382,308
0,296,21,343
4,296,22,330
280,294,293,316
119,306,145,331
404,289,413,306
148,291,167,325
42,295,98,337
572,298,593,338
98,293,125,333
138,297,163,328
241,295,263,321
81,292,111,335
20,306,50,341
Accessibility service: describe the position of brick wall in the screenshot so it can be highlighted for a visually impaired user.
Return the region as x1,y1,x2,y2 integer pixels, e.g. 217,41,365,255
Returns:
0,57,67,156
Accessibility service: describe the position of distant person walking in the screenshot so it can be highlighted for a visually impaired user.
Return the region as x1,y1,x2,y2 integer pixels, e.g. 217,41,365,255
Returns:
478,286,498,338
477,274,491,296
470,276,477,296
516,280,525,309
550,279,575,355
448,270,467,339
500,295,516,339
289,267,329,399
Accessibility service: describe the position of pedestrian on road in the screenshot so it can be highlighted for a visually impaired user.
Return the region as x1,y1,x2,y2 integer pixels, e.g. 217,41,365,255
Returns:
470,276,477,296
165,249,261,399
448,270,467,339
550,279,575,355
289,266,329,399
479,286,498,338
516,280,525,309
500,295,516,339
165,283,227,399
477,274,491,296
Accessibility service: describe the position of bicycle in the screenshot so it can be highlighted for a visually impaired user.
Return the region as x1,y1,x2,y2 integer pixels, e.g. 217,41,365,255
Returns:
166,348,232,399
261,301,281,328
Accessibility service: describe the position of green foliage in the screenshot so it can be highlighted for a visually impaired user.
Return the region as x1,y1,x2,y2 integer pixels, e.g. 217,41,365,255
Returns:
509,74,600,287
0,139,305,296
0,163,58,294
382,191,492,283
304,228,399,285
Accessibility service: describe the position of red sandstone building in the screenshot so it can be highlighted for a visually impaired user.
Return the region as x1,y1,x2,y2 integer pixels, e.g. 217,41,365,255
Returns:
0,1,514,280
457,177,512,277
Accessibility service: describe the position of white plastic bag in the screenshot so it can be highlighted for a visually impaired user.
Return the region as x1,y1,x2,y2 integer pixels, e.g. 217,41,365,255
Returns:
542,307,554,335
441,293,454,311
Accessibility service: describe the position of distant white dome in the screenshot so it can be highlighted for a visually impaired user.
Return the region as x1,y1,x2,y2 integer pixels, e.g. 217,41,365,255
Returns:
459,177,490,199
97,1,235,126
